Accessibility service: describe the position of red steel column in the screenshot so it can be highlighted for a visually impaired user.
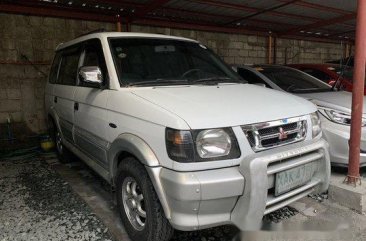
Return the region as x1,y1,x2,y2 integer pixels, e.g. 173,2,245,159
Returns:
116,15,122,32
347,0,366,184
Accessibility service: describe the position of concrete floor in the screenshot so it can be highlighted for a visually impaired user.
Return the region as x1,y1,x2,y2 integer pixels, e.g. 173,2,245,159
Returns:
0,153,114,241
52,157,366,241
2,151,366,241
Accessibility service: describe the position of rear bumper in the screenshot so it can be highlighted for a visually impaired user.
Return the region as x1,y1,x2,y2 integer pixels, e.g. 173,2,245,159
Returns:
147,138,330,231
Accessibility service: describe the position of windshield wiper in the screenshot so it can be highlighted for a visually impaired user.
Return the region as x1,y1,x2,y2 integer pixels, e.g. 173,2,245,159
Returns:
127,79,189,87
190,77,245,85
290,88,331,93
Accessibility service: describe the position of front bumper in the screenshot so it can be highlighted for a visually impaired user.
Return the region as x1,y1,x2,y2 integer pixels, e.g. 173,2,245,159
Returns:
147,138,330,231
320,117,366,167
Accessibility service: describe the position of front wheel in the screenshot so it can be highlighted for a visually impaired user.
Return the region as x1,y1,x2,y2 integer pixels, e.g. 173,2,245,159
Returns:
116,157,174,241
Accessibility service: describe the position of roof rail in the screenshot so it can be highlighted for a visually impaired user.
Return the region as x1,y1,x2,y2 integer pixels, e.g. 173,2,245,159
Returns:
77,28,107,38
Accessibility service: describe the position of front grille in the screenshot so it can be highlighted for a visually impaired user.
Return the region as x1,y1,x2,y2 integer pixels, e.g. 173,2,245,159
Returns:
242,116,307,152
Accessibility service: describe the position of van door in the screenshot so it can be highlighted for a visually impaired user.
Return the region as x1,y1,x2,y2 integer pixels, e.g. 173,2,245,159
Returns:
53,46,82,144
74,39,110,169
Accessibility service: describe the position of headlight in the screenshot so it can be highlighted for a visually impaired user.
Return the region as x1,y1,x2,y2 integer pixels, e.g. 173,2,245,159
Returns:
321,108,366,126
196,129,231,158
310,112,322,138
166,128,240,162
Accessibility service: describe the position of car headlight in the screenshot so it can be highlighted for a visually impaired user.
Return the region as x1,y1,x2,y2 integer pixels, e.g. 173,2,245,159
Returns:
196,129,231,158
310,112,322,138
166,128,241,162
321,108,366,126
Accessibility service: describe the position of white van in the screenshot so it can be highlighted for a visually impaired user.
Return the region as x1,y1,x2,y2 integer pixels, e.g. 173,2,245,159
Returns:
45,32,330,241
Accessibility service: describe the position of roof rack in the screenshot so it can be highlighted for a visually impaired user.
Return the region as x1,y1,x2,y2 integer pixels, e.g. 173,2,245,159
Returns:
77,28,107,38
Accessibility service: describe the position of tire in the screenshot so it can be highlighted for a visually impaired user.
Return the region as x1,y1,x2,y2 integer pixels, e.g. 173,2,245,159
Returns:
49,119,73,163
116,157,174,241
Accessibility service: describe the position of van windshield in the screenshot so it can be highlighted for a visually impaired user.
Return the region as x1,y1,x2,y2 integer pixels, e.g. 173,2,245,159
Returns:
109,38,242,86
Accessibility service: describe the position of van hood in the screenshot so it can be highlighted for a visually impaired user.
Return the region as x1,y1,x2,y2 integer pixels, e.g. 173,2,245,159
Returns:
131,84,316,129
297,91,366,114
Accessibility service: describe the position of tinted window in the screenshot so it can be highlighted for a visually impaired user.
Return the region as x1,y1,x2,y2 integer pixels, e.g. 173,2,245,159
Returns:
259,67,330,93
81,39,108,87
58,47,81,85
327,66,354,81
49,52,61,84
237,68,270,87
109,38,240,86
302,69,332,82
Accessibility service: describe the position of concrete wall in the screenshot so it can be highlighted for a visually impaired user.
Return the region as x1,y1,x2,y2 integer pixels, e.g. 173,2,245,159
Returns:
0,13,345,146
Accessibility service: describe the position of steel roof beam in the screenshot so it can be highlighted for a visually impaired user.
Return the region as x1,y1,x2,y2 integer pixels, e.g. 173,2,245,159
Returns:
0,3,117,22
280,13,356,36
278,0,354,15
135,0,171,18
224,0,300,25
188,0,321,22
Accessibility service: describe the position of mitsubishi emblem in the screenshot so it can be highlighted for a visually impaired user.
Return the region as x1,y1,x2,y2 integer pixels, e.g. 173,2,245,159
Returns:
278,127,288,140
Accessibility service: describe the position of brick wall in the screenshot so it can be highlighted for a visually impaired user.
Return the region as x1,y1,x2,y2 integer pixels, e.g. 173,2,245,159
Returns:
0,13,345,146
0,14,115,147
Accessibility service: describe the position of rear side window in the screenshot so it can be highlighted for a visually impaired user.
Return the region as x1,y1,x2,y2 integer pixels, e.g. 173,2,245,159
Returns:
58,47,81,85
49,52,61,84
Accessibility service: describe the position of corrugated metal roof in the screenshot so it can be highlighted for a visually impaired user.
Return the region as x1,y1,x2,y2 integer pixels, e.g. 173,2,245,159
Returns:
1,0,357,42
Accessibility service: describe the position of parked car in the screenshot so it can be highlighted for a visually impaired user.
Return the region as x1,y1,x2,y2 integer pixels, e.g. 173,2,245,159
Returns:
233,64,366,167
46,32,330,241
288,63,366,95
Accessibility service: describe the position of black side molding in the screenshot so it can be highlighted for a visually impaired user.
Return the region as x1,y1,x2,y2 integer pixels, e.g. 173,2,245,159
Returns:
109,123,117,128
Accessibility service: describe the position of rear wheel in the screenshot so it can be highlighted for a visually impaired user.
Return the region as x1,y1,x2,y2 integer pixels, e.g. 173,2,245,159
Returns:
49,120,73,163
116,157,174,241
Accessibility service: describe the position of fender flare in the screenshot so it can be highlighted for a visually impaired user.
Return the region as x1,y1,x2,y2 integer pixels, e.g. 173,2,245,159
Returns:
108,134,172,218
108,133,160,183
47,108,61,133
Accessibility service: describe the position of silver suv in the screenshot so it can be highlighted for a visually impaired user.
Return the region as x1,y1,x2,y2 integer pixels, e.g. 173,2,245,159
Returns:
45,32,330,241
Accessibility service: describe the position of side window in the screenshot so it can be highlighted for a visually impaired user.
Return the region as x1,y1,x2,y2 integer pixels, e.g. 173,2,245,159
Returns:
49,52,61,84
58,47,81,85
238,68,271,88
80,39,108,87
302,69,332,82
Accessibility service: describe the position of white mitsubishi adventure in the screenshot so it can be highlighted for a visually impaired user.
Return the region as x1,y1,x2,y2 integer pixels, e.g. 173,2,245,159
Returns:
45,32,330,241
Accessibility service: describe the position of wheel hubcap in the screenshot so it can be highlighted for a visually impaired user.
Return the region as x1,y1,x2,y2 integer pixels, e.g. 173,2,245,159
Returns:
56,131,63,155
122,177,146,231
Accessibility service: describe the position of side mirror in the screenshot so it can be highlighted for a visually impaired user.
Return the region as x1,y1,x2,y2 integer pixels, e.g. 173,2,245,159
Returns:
79,66,103,85
328,80,336,86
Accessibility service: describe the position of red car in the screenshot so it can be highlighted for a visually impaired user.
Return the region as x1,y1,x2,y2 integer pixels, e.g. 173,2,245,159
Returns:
288,63,366,95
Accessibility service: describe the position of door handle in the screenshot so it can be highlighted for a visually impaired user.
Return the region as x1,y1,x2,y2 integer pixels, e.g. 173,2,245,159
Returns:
54,96,57,103
74,102,79,111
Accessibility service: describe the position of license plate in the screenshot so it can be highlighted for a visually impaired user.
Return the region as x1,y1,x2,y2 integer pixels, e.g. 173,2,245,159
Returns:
275,162,317,196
